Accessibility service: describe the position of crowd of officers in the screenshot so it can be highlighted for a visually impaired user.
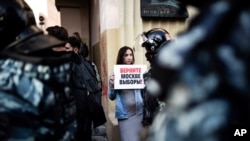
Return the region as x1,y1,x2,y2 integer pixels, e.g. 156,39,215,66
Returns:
0,0,105,141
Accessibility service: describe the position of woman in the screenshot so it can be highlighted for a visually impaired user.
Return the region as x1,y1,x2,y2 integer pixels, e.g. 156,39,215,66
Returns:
108,46,144,141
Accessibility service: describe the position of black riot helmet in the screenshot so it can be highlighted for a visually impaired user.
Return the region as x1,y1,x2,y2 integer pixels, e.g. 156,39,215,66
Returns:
141,28,172,64
0,0,36,49
0,0,69,65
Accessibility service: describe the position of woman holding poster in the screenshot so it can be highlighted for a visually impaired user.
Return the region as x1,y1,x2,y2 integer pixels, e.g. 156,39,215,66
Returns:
108,46,144,141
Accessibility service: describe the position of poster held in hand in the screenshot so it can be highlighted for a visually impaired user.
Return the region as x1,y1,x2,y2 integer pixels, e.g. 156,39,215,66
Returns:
114,65,147,89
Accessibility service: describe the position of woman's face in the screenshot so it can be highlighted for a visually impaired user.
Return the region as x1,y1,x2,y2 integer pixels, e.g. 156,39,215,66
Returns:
123,49,133,64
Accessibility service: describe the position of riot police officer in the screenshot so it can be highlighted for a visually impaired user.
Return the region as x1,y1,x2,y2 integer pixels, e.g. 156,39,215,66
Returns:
140,28,173,140
0,0,77,140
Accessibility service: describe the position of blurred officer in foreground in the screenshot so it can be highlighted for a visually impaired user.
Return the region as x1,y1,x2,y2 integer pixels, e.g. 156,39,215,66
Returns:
139,28,173,139
0,0,76,140
146,0,250,141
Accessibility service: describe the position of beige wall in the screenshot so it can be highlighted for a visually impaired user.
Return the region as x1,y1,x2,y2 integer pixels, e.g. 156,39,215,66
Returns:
25,0,61,31
26,0,198,88
100,1,198,81
46,0,61,27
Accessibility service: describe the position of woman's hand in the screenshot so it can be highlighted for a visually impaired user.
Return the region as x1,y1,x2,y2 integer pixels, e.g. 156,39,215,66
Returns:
109,74,115,88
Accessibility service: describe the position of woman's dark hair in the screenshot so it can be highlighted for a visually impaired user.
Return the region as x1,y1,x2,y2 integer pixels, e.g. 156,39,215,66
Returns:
116,46,135,65
67,36,80,48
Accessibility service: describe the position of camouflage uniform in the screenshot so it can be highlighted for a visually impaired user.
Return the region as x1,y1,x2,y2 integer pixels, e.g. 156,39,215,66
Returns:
0,58,77,141
146,0,250,141
0,1,77,140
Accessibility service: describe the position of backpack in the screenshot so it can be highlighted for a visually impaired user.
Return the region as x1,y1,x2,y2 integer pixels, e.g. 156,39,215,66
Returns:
80,58,106,128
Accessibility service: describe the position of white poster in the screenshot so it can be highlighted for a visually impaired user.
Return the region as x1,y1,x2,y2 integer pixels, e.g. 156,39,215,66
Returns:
114,65,147,89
